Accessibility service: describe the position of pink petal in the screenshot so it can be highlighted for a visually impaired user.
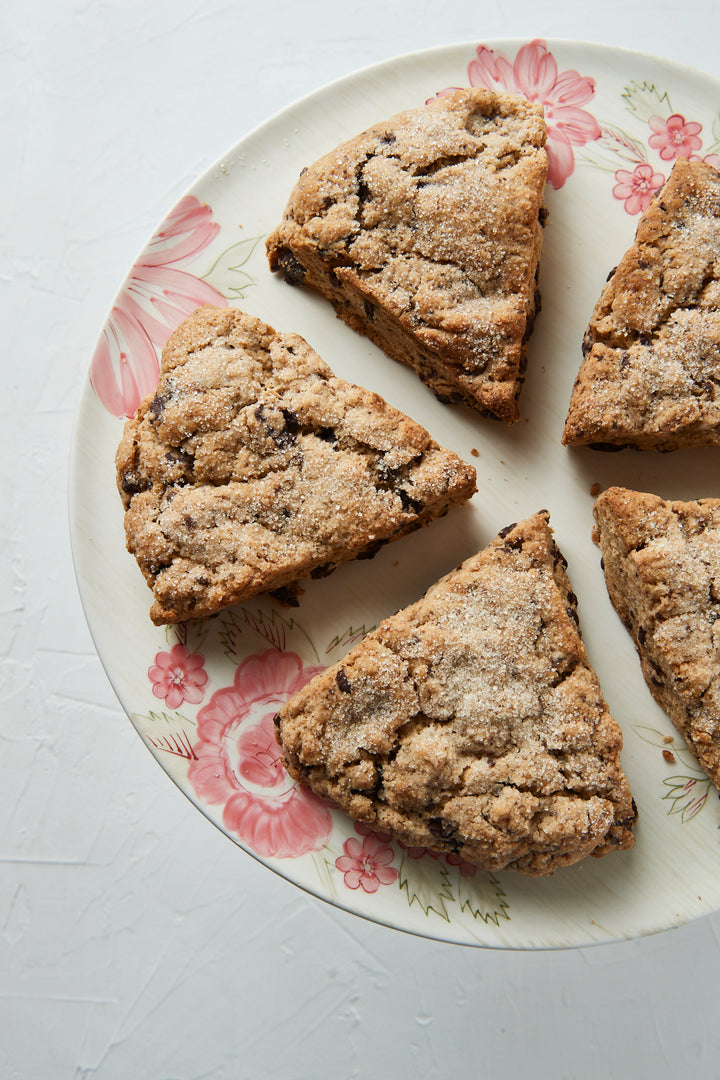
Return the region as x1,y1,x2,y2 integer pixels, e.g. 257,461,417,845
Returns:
468,45,508,90
374,864,399,886
141,195,221,267
359,872,381,894
180,682,205,706
188,742,235,804
223,787,331,858
546,69,597,109
550,105,602,145
342,868,364,890
89,311,159,419
344,837,363,861
512,39,558,99
624,191,645,215
545,129,577,189
164,684,185,710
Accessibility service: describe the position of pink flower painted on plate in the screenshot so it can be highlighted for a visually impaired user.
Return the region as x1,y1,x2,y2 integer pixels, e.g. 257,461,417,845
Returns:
464,38,601,189
188,649,332,859
612,162,666,215
336,834,399,893
90,195,227,419
148,643,209,710
648,114,703,161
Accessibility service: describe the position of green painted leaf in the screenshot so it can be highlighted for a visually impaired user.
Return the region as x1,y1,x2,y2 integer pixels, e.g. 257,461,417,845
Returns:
444,868,511,925
324,624,375,656
621,80,673,122
202,235,263,300
398,855,451,921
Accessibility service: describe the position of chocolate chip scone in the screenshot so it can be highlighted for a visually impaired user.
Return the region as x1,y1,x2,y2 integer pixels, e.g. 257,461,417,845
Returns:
563,159,720,450
266,89,548,423
593,486,720,789
275,511,636,875
116,306,477,625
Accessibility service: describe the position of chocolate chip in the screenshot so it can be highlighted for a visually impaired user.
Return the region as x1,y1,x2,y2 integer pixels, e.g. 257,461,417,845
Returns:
316,426,338,445
363,298,376,321
268,586,301,607
120,471,149,496
310,562,336,579
358,539,386,560
276,248,306,286
380,131,396,145
357,174,371,207
497,522,518,539
398,490,423,515
335,668,351,693
149,390,171,421
606,265,617,281
254,404,300,449
539,206,549,227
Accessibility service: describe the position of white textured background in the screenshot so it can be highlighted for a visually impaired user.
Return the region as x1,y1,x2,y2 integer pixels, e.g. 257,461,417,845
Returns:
4,2,720,1077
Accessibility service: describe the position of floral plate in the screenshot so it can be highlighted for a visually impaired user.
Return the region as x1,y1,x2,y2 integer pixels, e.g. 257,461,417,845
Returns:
70,40,720,948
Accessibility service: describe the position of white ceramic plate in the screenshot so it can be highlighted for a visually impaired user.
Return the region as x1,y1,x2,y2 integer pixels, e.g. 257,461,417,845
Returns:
70,40,720,948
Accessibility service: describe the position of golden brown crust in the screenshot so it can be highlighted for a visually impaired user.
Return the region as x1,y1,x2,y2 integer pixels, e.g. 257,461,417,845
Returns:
116,306,477,624
275,511,636,875
267,89,548,423
563,159,720,450
594,486,720,786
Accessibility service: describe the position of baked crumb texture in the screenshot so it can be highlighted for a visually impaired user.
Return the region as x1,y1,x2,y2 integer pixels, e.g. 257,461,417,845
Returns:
275,511,636,875
266,89,548,424
563,159,720,451
594,486,720,789
116,306,477,625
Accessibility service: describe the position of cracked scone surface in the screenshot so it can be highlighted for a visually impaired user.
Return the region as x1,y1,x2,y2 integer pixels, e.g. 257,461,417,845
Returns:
594,486,720,788
563,159,720,450
116,306,477,624
275,511,636,875
266,88,548,423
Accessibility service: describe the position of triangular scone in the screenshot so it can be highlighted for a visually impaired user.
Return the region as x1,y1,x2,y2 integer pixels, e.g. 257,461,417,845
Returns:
116,306,477,625
275,511,636,875
594,486,720,788
563,159,720,450
266,89,548,424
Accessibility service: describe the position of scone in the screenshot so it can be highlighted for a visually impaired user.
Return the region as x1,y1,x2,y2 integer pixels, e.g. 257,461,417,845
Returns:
563,159,720,450
593,486,720,788
275,511,636,875
116,306,477,625
267,88,548,423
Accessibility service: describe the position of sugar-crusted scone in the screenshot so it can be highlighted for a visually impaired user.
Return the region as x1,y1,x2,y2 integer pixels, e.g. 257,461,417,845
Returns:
593,486,720,788
266,89,548,424
563,159,720,450
116,306,477,625
275,511,636,875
